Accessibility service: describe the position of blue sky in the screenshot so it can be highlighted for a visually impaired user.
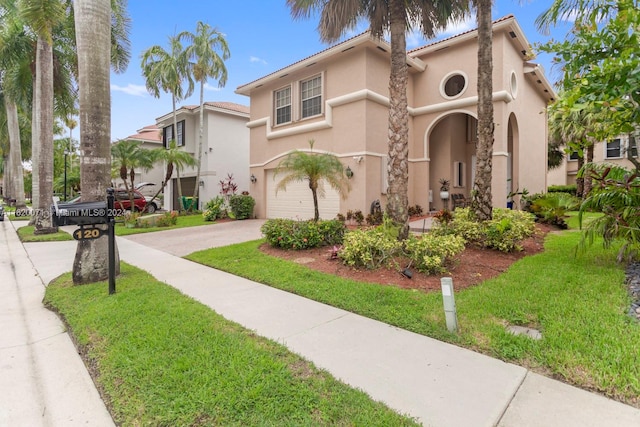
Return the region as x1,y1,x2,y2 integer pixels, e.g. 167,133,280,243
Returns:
110,0,572,141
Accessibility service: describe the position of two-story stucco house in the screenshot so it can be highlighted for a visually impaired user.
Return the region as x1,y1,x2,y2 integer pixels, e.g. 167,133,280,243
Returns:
154,101,250,210
236,15,556,220
119,124,165,196
548,134,639,187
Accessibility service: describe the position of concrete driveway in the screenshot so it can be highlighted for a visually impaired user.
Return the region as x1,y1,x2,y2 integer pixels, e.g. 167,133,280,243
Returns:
120,219,266,256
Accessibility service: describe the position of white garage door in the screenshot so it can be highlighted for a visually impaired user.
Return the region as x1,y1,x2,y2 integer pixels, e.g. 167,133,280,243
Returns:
266,170,340,220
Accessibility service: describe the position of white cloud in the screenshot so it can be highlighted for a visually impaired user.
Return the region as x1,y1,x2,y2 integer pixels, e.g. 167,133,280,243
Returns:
204,83,222,92
250,56,267,65
435,15,476,39
111,84,148,96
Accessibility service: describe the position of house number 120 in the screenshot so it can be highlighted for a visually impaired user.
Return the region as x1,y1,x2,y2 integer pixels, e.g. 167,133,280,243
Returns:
72,227,105,241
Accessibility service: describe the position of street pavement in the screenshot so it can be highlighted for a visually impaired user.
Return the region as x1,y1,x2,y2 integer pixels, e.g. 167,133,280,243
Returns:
3,217,640,426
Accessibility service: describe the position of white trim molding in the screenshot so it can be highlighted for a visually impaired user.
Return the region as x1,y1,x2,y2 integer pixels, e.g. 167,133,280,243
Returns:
248,89,514,140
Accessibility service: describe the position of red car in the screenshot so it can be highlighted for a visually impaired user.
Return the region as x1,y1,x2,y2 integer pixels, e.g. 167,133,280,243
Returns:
113,189,147,212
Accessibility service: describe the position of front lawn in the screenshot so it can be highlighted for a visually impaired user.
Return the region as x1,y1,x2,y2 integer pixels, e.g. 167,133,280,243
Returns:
186,229,640,407
44,264,418,426
17,225,73,242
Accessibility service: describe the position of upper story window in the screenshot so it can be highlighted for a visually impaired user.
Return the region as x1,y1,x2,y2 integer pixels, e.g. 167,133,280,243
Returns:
568,150,580,161
606,138,621,159
274,86,292,125
301,75,322,118
163,120,185,148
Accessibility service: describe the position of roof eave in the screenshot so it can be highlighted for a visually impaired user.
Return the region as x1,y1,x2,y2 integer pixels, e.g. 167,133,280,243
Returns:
235,32,426,96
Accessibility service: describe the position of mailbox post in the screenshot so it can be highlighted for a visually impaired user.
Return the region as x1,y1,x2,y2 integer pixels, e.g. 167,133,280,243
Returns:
107,188,116,294
51,190,117,294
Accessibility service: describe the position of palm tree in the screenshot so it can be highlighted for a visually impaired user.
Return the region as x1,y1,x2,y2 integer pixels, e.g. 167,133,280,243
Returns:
287,0,469,238
72,0,131,284
146,140,197,210
110,139,154,209
0,6,31,209
141,34,193,210
274,140,350,222
470,0,494,221
180,22,230,210
20,0,66,234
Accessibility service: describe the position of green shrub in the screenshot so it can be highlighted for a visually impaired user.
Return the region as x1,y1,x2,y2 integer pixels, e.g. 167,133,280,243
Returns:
529,192,580,229
339,228,403,269
408,205,424,217
229,194,255,220
405,233,465,274
432,207,535,253
316,219,347,246
203,196,226,221
366,211,383,226
548,184,577,196
483,209,536,252
156,211,178,227
433,207,483,242
261,219,345,249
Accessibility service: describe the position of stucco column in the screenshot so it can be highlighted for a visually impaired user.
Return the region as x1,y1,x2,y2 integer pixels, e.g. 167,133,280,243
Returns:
491,105,509,208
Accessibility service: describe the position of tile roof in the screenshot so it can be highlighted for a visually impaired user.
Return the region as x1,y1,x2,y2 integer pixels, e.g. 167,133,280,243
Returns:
126,124,161,142
408,15,516,55
236,31,375,91
172,101,250,115
204,101,250,115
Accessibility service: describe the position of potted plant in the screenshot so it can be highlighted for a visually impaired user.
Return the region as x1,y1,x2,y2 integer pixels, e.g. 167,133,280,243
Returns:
439,178,450,200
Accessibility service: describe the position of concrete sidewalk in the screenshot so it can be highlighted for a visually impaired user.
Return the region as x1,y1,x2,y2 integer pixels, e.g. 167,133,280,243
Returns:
11,220,640,426
0,220,114,426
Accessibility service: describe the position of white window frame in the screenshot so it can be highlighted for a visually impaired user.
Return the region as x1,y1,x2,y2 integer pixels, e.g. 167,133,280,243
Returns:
274,85,292,126
163,120,185,148
605,138,622,159
453,161,465,188
629,135,638,158
300,74,322,119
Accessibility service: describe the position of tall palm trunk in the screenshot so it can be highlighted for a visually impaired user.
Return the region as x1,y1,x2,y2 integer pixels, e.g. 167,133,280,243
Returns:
583,143,594,196
576,156,585,198
34,36,56,233
73,0,119,284
471,0,494,221
385,0,410,239
30,94,39,213
171,94,186,211
5,99,26,209
191,79,205,209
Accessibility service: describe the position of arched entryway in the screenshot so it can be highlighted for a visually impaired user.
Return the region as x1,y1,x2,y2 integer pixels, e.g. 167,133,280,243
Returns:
426,112,477,211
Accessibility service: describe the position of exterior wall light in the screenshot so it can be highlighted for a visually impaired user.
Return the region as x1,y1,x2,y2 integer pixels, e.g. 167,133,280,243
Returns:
250,174,257,183
345,166,354,179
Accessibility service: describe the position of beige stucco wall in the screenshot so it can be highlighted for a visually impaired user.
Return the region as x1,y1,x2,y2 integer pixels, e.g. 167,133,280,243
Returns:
244,21,553,218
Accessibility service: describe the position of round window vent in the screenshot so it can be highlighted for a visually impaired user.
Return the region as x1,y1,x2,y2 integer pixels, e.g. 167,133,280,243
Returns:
441,72,467,99
510,71,518,99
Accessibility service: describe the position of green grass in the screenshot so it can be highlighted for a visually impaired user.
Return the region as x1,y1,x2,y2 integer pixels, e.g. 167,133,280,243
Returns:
17,225,74,242
2,205,31,221
114,213,213,236
186,228,640,407
44,264,418,426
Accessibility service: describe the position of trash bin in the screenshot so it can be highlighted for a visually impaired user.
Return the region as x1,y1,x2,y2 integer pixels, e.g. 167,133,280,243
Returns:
181,196,198,210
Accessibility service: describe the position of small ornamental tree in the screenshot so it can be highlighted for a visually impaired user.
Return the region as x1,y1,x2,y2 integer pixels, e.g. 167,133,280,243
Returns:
274,140,350,222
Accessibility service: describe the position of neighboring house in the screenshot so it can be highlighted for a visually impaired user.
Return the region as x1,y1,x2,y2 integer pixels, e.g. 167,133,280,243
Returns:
118,124,165,197
155,101,250,210
547,134,638,186
236,15,555,220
